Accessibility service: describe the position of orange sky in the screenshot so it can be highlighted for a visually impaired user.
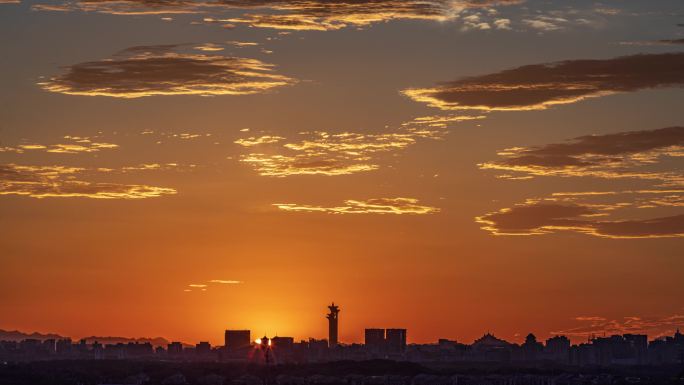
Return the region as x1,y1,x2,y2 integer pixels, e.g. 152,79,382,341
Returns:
0,0,683,346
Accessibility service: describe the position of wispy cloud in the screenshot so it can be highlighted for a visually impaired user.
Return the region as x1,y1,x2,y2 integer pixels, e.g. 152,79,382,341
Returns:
236,121,454,177
193,43,225,52
32,0,524,31
403,114,486,128
403,53,684,111
0,164,176,199
120,163,195,172
234,135,284,147
209,279,243,284
40,45,296,98
619,38,684,47
0,136,118,154
522,16,566,31
227,41,260,48
185,279,243,292
552,314,684,339
275,197,440,215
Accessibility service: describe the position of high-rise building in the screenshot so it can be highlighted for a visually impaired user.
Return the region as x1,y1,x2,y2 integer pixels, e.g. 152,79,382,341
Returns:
272,336,294,350
365,329,385,353
624,334,648,364
545,335,571,363
327,303,340,348
196,341,211,355
225,330,251,350
167,342,183,356
386,329,407,353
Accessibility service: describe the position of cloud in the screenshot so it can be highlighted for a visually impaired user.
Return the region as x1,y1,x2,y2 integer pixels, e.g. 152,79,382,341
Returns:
209,280,242,284
185,279,243,292
194,43,224,52
593,7,621,16
138,131,214,143
236,124,448,177
120,163,194,172
476,191,684,238
227,41,260,47
33,0,203,15
33,0,524,30
552,314,684,339
460,13,491,31
240,153,379,176
31,4,71,11
402,114,486,128
0,136,118,154
402,53,684,111
234,135,284,147
493,18,511,30
480,126,684,185
658,38,684,45
274,197,440,215
522,17,565,31
0,164,176,199
40,45,296,98
619,38,684,47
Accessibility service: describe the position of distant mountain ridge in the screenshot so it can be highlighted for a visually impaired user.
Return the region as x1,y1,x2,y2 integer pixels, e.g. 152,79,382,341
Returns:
0,329,174,347
0,330,63,342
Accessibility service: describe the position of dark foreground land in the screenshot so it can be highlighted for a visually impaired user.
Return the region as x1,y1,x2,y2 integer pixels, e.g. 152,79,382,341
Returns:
1,360,683,385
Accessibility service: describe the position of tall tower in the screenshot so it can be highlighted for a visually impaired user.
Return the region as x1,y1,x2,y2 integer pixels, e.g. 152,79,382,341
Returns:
327,302,340,348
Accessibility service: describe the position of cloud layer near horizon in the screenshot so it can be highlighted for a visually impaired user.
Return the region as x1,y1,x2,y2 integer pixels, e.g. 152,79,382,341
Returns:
40,45,296,98
403,53,684,111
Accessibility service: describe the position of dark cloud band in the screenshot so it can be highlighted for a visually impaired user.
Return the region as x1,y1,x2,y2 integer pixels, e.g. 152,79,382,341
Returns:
40,45,296,98
403,53,684,111
33,0,525,30
480,126,684,184
476,192,684,238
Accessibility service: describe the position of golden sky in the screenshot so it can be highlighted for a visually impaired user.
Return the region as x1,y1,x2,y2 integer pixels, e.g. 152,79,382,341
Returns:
0,0,683,346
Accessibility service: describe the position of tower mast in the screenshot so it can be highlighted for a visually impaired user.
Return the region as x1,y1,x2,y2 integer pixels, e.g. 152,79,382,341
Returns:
327,303,340,348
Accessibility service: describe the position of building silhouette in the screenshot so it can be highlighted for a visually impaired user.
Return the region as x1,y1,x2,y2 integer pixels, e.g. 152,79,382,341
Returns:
327,303,340,348
364,328,385,354
196,341,211,356
471,333,512,362
167,342,183,356
225,330,251,350
545,335,570,363
271,336,294,350
386,329,407,354
521,333,543,361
